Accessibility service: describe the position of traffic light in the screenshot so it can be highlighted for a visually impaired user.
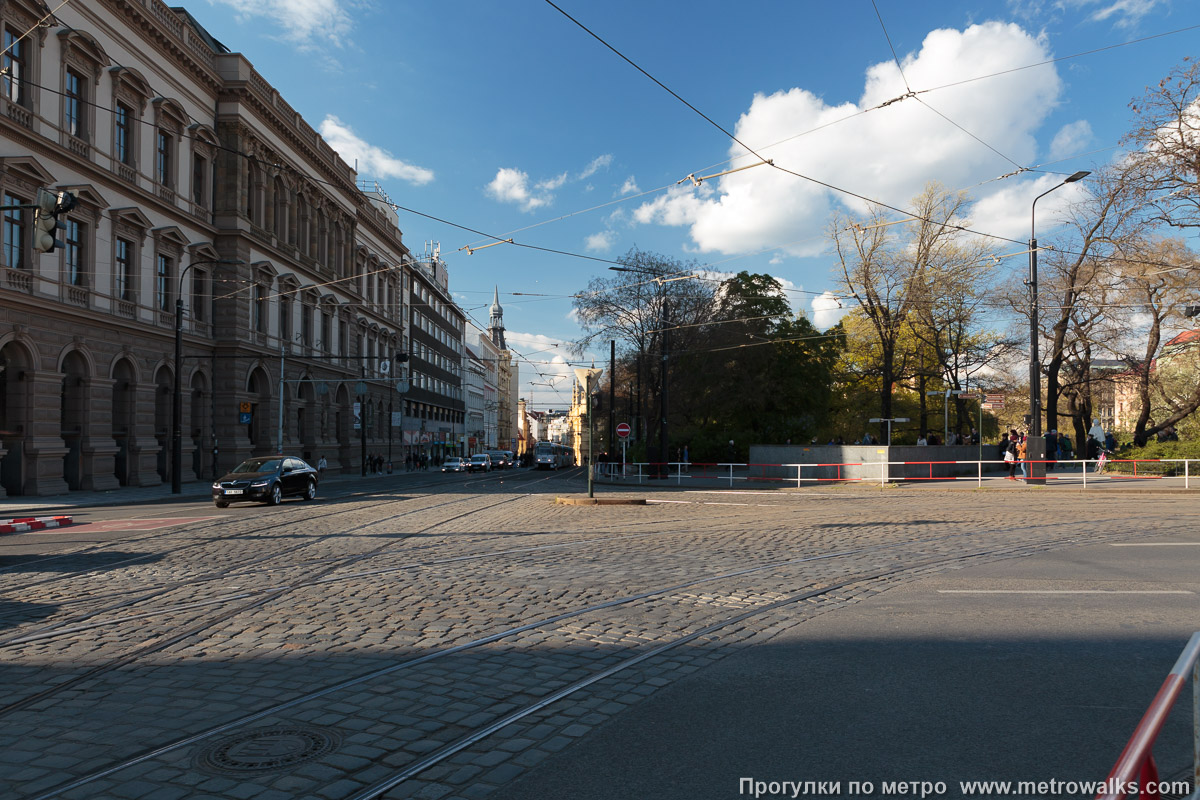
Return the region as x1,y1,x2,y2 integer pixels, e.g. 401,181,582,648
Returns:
32,189,76,254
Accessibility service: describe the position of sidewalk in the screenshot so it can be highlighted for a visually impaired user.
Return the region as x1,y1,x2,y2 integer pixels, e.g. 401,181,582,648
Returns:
0,466,439,513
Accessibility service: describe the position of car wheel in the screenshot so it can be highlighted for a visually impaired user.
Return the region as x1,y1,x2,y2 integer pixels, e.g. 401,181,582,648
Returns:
215,500,229,509
266,484,282,506
303,479,316,501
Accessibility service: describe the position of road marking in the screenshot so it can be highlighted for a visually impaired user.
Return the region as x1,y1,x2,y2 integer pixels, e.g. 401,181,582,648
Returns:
55,517,219,533
937,589,1193,594
702,502,751,506
1110,542,1200,546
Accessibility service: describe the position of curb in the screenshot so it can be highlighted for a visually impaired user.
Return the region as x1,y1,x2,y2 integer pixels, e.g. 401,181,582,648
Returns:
555,496,647,506
0,515,74,534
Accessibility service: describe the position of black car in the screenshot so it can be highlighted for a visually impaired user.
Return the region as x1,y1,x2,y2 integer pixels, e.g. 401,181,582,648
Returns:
212,456,319,507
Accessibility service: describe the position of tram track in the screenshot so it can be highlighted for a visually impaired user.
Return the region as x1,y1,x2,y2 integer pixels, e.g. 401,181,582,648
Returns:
0,488,543,718
16,513,1186,800
2,489,1148,650
0,467,540,589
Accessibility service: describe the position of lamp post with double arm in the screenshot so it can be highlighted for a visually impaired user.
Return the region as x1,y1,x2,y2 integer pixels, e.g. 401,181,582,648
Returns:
173,258,242,494
1026,170,1089,484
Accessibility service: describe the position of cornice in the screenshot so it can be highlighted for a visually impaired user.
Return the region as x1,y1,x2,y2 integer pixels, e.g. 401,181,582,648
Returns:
99,0,223,95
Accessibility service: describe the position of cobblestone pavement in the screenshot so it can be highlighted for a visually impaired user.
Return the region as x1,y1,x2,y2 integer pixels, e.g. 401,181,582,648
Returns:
2,473,1198,799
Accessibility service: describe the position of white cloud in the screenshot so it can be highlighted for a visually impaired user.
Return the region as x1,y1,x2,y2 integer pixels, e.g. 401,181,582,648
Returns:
971,172,1089,242
507,331,578,405
207,0,356,48
811,291,846,330
537,172,568,191
579,154,613,180
319,115,434,185
1082,0,1166,27
619,176,641,195
585,231,618,252
633,22,1062,256
487,168,554,211
1049,120,1093,161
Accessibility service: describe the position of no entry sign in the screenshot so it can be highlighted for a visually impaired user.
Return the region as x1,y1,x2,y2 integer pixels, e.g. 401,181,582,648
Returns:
616,422,631,439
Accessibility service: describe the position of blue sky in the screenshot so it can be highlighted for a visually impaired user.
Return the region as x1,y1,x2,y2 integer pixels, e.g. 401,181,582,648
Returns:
194,0,1199,409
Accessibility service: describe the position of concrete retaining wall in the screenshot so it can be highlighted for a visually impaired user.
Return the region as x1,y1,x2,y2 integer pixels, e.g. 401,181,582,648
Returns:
749,444,1006,483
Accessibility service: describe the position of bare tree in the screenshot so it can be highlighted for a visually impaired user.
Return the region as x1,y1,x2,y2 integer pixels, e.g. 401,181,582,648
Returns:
1124,58,1200,232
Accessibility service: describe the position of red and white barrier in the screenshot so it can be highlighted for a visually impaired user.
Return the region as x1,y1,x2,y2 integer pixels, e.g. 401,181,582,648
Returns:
0,516,74,534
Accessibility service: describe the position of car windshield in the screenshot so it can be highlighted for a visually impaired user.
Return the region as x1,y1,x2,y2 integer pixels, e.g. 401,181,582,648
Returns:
231,458,281,474
471,455,487,461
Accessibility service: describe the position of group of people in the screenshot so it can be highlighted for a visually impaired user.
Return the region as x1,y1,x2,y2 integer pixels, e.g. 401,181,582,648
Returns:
1000,419,1115,478
404,452,431,471
916,429,980,446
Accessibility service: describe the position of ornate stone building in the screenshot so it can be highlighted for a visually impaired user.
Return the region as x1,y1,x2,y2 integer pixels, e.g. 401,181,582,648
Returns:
0,0,448,495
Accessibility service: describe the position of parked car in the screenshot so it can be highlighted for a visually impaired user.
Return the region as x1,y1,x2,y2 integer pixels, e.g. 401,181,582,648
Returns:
212,456,318,507
442,457,470,473
468,453,493,473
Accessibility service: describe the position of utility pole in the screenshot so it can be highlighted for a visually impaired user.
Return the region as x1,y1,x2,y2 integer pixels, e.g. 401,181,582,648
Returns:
609,339,615,458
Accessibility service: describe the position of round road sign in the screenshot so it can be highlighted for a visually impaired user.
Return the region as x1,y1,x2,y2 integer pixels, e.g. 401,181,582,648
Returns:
616,422,631,439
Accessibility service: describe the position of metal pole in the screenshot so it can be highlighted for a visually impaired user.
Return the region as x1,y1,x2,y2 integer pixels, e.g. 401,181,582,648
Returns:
277,347,285,454
609,339,615,458
172,294,184,493
943,389,949,444
587,388,594,498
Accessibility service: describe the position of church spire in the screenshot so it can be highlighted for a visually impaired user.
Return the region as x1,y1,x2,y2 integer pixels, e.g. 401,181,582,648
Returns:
488,285,506,350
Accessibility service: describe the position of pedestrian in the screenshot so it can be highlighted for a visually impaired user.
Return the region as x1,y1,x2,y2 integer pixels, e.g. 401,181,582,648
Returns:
1045,430,1057,471
1004,432,1019,480
1105,431,1117,453
1059,435,1073,462
317,454,327,479
1016,432,1028,479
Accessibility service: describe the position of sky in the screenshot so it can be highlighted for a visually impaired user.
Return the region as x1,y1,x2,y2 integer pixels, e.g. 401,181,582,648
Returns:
193,0,1200,410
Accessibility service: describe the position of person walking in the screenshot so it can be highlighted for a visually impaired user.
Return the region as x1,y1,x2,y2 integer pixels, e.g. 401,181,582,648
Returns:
317,454,327,480
1004,432,1019,480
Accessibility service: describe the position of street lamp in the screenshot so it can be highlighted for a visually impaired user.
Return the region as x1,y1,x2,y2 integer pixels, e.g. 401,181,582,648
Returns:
575,366,603,498
868,417,909,446
1028,169,1089,484
173,257,242,493
925,388,972,443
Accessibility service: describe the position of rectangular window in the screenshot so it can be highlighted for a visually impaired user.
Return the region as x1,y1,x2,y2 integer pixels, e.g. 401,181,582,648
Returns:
115,238,133,299
321,312,332,352
65,69,84,139
115,103,132,165
192,153,206,205
192,269,206,322
156,254,172,311
156,130,172,186
253,285,267,332
3,28,25,105
3,193,24,269
339,320,348,356
64,219,84,285
279,298,291,342
301,303,313,347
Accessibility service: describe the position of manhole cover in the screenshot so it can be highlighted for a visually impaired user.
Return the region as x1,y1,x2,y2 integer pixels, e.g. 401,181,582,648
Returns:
194,725,340,775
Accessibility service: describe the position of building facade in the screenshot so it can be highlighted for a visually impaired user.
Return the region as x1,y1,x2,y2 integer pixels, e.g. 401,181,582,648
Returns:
0,1,421,495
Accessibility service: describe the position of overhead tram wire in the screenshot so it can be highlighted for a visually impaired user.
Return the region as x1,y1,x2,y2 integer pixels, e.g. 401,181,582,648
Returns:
462,21,1200,255
0,0,76,59
541,0,1034,251
871,0,912,94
